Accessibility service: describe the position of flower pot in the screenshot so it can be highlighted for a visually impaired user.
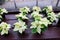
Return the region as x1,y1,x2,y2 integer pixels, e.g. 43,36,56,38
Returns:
23,19,28,24
0,14,6,23
17,31,26,36
2,14,5,18
1,14,5,22
52,19,59,26
57,18,60,26
32,31,43,35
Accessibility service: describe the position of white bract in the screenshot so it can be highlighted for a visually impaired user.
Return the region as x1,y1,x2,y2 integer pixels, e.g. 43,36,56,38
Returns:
31,9,51,34
14,7,28,34
33,6,41,12
0,8,8,15
40,17,51,26
19,7,30,13
31,11,43,21
15,13,28,20
47,12,56,22
16,7,29,21
13,21,27,34
30,17,51,34
0,8,8,22
47,6,53,12
0,22,11,35
43,6,53,13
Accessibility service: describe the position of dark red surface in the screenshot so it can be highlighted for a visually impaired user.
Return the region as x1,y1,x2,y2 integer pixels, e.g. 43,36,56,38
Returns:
0,12,60,40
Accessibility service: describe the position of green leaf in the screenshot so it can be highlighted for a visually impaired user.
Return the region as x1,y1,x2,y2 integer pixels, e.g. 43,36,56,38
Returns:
41,27,48,32
32,28,37,33
37,26,41,34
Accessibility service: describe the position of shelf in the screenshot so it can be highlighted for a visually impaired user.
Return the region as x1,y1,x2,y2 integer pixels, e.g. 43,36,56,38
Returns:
0,12,60,40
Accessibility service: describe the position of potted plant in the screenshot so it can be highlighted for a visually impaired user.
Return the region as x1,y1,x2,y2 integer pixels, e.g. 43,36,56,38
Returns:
31,11,43,21
15,13,28,21
16,7,30,23
47,12,57,23
0,22,11,35
13,21,27,34
30,19,51,34
42,6,53,17
30,11,51,34
13,7,29,34
32,6,41,12
56,13,60,26
0,8,8,23
19,7,30,15
42,6,58,26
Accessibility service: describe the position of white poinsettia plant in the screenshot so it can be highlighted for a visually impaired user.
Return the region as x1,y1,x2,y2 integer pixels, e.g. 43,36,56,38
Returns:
31,10,51,34
47,12,57,23
13,21,27,34
42,6,57,23
30,17,51,34
31,11,43,21
0,8,8,21
16,7,29,21
0,8,8,15
19,7,30,14
15,13,28,21
0,22,11,35
32,6,41,12
43,6,53,13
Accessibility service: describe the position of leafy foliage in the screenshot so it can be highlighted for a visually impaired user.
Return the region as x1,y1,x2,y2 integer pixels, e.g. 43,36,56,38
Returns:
30,17,51,34
42,6,53,13
47,12,56,23
42,6,57,23
14,7,29,34
0,22,11,35
31,9,51,34
0,8,8,15
31,11,42,21
32,6,41,12
16,7,29,21
0,8,8,21
19,7,30,14
16,13,28,21
14,6,60,34
13,21,27,34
